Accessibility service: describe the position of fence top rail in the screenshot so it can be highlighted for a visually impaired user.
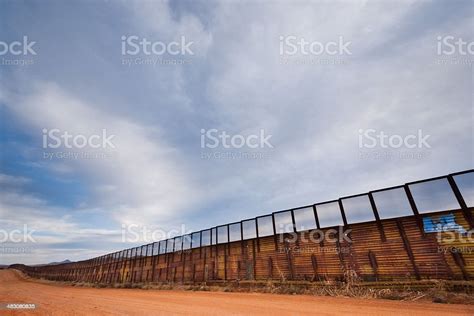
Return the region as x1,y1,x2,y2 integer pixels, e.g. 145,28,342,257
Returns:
314,199,340,206
451,170,473,177
340,192,369,200
406,175,450,186
370,185,405,194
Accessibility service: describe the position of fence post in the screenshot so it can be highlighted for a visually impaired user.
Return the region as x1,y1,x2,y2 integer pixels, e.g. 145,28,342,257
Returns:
448,175,473,229
404,184,425,237
369,192,387,242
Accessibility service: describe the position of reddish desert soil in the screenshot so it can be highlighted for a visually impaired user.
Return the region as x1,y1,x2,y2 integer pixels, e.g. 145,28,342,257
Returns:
1,269,473,316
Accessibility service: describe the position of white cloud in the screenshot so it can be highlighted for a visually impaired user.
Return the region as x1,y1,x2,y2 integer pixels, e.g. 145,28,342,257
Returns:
4,82,204,226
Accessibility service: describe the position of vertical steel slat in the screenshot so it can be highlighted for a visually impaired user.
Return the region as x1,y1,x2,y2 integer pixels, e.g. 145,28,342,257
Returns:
396,220,421,280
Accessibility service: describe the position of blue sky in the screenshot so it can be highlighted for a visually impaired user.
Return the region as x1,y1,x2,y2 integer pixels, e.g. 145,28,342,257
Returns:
0,0,473,264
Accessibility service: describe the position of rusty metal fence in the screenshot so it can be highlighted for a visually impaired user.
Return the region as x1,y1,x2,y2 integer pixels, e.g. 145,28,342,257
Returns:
12,169,474,283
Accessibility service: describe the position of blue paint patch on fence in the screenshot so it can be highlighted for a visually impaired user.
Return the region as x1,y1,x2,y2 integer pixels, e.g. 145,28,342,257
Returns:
423,213,467,234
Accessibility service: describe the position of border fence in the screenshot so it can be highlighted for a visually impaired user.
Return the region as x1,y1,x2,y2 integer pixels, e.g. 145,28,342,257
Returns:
11,169,474,283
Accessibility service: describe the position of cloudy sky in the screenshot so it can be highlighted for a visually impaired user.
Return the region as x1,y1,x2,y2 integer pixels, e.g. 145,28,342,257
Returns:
0,0,472,264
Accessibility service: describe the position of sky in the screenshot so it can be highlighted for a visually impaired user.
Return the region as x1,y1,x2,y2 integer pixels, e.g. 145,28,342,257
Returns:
0,0,473,265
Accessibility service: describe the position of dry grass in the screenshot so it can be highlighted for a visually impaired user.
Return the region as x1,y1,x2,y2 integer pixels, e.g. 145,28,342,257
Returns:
15,268,474,304
116,278,474,305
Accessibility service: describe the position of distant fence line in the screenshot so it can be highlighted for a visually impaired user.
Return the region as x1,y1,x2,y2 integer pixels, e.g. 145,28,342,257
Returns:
80,169,474,266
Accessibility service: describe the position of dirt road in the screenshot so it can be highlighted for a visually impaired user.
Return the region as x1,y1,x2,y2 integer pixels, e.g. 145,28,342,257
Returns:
1,269,473,316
